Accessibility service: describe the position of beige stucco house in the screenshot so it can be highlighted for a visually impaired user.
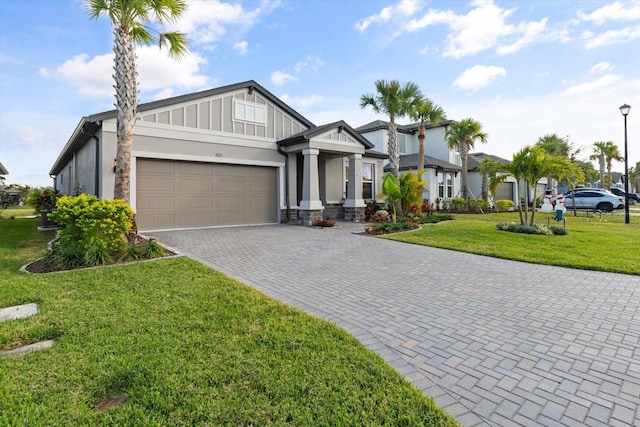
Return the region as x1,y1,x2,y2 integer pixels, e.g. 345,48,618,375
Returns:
49,80,386,231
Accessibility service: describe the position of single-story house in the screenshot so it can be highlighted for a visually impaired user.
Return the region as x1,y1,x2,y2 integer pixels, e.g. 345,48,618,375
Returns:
49,80,387,231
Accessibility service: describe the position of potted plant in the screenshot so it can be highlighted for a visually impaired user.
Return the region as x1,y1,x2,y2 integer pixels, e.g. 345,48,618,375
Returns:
28,188,59,228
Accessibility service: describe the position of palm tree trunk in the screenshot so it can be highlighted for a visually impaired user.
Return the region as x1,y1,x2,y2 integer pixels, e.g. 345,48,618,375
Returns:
599,155,605,188
417,126,425,181
113,26,138,203
388,121,404,217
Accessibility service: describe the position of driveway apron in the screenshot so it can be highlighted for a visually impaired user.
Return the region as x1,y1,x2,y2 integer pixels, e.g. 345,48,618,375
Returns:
146,223,640,426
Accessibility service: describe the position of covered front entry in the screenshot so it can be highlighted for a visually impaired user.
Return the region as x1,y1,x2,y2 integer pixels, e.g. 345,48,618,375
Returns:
278,121,382,225
136,158,277,230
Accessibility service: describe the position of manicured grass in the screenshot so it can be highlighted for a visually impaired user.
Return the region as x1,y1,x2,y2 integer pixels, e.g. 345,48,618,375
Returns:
0,206,35,219
0,218,458,426
384,211,640,275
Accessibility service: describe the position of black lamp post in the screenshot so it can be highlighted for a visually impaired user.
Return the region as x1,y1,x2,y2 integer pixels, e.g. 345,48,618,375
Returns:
619,104,631,224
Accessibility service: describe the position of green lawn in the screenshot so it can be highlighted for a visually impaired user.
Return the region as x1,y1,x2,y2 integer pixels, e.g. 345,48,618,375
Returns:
384,211,640,275
0,206,35,219
0,218,458,426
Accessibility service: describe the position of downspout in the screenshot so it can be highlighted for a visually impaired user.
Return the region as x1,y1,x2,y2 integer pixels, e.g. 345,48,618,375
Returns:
80,124,100,197
277,143,290,222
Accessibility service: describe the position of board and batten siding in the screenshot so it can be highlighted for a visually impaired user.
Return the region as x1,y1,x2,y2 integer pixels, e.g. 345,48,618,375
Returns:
140,89,308,141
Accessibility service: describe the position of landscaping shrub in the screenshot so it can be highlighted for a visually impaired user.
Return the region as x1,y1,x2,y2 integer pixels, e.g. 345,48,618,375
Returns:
47,195,135,267
26,187,59,213
364,200,384,221
496,222,567,236
450,197,466,211
399,171,426,214
468,198,490,212
495,199,515,212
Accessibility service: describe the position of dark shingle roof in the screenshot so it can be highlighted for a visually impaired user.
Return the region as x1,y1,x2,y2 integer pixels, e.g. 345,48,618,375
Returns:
356,119,454,134
383,154,461,173
0,161,7,175
467,152,510,171
278,120,373,149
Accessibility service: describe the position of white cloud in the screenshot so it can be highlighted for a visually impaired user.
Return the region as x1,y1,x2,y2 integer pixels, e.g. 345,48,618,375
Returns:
403,0,550,58
233,41,248,56
496,18,547,55
578,1,640,25
583,25,640,49
270,71,298,86
590,61,614,74
562,74,621,95
452,65,506,91
39,47,210,99
171,0,282,48
355,0,423,32
294,55,324,73
279,94,324,108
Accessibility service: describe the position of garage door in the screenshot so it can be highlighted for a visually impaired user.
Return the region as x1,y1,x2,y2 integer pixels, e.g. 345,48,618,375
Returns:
494,182,514,202
136,159,278,230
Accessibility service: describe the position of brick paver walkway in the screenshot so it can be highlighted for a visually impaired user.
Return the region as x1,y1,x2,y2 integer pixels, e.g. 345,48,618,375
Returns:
147,222,640,426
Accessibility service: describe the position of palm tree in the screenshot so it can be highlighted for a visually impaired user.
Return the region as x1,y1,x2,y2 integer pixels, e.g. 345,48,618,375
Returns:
360,80,422,217
604,142,623,189
535,134,570,192
508,146,575,226
590,141,610,189
478,158,508,206
445,118,488,203
409,98,446,181
86,0,188,203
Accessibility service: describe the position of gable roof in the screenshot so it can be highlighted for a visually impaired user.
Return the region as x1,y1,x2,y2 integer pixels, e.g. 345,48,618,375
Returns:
278,120,374,149
86,80,315,128
467,152,510,171
384,154,461,173
0,161,7,175
50,80,315,176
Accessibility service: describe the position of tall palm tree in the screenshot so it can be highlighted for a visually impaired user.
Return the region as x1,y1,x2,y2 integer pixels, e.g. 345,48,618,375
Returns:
604,142,623,189
445,118,488,202
360,80,422,217
409,98,446,181
86,0,188,203
535,133,570,192
590,141,610,189
360,80,422,180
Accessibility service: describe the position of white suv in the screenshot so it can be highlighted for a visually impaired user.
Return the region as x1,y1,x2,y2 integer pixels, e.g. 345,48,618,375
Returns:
564,189,625,212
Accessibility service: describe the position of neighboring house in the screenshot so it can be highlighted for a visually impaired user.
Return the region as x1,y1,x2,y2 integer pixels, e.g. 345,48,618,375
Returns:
50,80,386,231
467,152,548,207
357,120,462,203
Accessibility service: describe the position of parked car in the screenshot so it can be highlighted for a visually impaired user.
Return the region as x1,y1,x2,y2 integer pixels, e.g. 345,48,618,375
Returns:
608,187,639,203
563,189,624,212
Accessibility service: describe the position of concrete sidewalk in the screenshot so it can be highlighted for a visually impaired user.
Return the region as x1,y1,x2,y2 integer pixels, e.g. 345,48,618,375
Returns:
147,222,640,426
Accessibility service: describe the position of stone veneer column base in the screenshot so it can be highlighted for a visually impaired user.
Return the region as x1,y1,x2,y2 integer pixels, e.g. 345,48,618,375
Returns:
344,207,366,222
280,209,298,223
297,209,324,226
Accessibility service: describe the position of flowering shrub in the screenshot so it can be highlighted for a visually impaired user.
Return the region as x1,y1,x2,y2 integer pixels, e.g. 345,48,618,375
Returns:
27,188,60,213
47,195,135,267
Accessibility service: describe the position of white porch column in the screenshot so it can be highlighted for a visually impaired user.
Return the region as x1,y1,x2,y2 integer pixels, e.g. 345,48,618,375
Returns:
299,148,323,210
344,153,365,208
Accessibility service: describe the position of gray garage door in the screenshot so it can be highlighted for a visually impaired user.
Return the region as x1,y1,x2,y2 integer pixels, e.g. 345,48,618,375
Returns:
494,182,514,202
136,159,277,230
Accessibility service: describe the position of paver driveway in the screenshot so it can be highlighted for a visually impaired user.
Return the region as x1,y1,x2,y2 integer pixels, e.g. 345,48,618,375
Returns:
146,222,640,426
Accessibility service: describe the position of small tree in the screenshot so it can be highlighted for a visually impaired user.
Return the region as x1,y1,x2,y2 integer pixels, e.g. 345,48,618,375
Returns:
381,173,407,223
399,171,427,215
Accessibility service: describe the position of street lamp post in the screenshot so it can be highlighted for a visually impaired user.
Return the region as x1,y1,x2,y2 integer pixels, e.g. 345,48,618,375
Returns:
619,104,631,224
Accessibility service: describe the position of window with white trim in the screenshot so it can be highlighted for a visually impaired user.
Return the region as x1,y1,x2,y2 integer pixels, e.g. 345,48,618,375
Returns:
398,133,406,154
234,100,266,124
438,172,454,198
345,160,375,200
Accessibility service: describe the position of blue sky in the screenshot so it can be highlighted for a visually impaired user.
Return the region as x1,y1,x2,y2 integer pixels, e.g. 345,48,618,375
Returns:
1,0,639,187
